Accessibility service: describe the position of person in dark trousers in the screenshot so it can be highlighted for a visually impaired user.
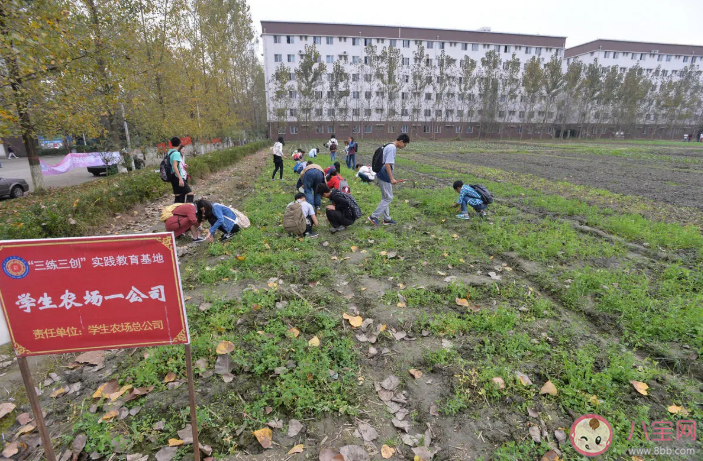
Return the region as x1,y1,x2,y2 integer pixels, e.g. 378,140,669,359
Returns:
346,137,358,170
169,137,194,203
272,136,284,181
368,134,410,226
196,199,240,242
299,162,326,212
316,183,358,233
7,145,16,159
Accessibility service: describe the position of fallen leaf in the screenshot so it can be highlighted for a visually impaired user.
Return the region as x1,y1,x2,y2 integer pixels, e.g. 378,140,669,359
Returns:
267,418,283,429
409,369,423,379
155,446,178,461
288,419,304,437
168,439,184,447
105,384,132,401
163,372,176,383
308,336,320,347
216,340,235,355
588,395,601,405
0,402,16,419
381,375,400,391
492,377,506,389
351,246,358,252
455,298,469,307
529,425,541,443
289,327,301,338
528,408,539,418
540,380,558,396
345,315,363,328
631,457,645,461
99,411,119,423
541,450,562,461
72,433,87,457
412,446,435,461
357,422,378,442
488,271,501,281
630,380,649,396
381,444,395,459
75,351,105,367
153,420,166,430
93,379,120,398
554,430,567,445
319,448,344,461
429,404,439,416
2,442,19,457
339,445,370,461
253,428,273,449
177,424,194,444
288,444,304,454
668,405,689,416
516,371,533,386
16,413,32,425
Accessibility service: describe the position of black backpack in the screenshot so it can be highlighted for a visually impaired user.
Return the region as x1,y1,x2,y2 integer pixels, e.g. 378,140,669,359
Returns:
333,190,362,220
372,143,391,173
470,184,493,205
159,150,176,182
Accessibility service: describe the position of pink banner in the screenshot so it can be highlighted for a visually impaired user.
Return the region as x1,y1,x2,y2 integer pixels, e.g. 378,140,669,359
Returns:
39,152,121,176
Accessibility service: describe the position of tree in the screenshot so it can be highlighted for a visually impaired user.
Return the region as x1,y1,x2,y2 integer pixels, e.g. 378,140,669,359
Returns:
558,60,584,138
410,44,431,137
540,54,564,138
457,56,478,133
521,56,543,139
498,53,521,138
598,65,621,136
271,63,292,135
377,45,402,128
328,60,350,132
432,50,457,136
577,60,602,138
478,50,501,138
295,44,326,138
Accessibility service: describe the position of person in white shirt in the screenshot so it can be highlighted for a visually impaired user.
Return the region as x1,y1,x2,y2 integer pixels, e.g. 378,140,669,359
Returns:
355,164,376,183
272,136,284,181
325,135,338,162
308,147,318,158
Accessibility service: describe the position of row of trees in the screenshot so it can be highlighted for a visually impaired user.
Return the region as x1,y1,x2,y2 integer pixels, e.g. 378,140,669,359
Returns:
0,0,266,190
269,44,703,139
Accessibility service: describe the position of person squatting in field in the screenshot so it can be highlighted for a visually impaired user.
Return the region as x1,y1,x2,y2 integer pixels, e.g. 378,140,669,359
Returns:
451,180,488,219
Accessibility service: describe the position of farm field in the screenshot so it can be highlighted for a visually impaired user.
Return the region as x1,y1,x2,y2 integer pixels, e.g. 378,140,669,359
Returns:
1,140,701,461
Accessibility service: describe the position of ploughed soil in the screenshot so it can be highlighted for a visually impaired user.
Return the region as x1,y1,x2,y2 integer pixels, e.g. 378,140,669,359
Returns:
426,148,703,211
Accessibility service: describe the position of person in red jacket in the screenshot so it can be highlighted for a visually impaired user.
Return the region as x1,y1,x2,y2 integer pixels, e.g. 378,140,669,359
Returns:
164,203,205,242
327,169,345,190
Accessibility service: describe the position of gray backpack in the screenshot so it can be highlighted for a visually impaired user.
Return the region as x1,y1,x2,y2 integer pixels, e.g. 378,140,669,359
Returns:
283,202,307,235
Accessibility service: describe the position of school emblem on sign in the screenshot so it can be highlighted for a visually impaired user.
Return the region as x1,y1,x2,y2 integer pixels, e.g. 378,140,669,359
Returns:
2,256,29,279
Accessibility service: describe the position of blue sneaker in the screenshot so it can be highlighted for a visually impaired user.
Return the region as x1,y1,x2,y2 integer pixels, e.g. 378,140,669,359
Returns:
456,214,471,220
383,219,397,225
368,216,380,227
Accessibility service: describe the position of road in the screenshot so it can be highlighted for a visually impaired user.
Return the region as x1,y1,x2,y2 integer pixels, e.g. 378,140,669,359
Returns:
0,155,102,193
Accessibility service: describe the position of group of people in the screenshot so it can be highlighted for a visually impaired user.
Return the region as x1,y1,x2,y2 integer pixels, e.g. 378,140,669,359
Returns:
164,133,491,243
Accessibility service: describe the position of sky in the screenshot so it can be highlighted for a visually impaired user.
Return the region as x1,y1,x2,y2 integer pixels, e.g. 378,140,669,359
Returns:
248,0,702,54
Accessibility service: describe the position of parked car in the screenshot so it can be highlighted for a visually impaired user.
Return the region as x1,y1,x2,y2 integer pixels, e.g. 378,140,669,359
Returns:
0,177,29,199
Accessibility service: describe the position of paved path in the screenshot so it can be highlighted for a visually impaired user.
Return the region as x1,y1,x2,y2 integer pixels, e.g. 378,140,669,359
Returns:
0,155,102,193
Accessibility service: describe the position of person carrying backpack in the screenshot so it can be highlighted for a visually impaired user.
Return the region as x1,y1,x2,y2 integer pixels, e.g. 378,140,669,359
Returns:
167,137,194,204
346,137,358,170
451,180,490,219
368,134,410,227
326,134,338,162
316,184,361,233
299,162,326,212
196,199,241,242
272,136,284,181
284,193,319,238
162,203,205,242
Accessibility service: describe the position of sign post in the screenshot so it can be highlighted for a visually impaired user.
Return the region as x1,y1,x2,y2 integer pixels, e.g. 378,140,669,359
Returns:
0,233,198,461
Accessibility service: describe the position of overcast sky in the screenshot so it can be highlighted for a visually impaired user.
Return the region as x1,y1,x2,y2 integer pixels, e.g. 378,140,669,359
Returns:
248,0,702,53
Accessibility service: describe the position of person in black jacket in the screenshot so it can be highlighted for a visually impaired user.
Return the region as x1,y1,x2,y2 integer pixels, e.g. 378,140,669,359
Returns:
316,184,358,233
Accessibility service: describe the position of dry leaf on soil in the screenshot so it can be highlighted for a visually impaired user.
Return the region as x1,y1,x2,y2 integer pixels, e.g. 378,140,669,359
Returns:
288,419,304,437
253,428,273,449
492,377,505,389
381,445,395,459
168,439,184,447
357,422,378,442
409,369,423,379
216,340,235,355
75,350,105,367
308,336,320,347
339,445,370,461
630,380,649,395
343,314,363,328
288,444,304,454
455,298,469,307
529,425,541,443
71,433,87,456
2,442,19,457
668,405,689,415
16,413,32,425
99,411,119,423
516,371,533,386
0,402,16,419
540,380,558,396
288,327,301,338
541,450,562,461
93,379,120,399
163,372,176,383
319,448,344,461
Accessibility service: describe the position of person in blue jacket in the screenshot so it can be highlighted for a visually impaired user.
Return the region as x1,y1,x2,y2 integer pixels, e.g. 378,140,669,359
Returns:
196,199,240,242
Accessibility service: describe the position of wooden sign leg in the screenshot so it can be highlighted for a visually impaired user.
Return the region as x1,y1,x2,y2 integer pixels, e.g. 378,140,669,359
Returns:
184,344,200,461
17,356,57,461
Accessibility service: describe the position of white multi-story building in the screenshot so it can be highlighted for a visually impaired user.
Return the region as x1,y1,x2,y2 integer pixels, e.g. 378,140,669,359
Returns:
565,39,703,77
262,21,566,140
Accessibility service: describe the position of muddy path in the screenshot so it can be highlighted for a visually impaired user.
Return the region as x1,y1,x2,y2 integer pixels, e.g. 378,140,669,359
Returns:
425,150,703,211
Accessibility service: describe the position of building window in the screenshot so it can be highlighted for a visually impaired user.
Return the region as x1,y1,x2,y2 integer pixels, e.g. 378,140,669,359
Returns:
327,108,335,116
313,36,321,45
327,126,334,133
657,54,663,61
434,125,441,133
274,54,282,62
289,73,295,82
327,91,333,99
427,41,433,49
613,52,619,58
352,125,359,133
683,56,689,62
535,47,542,55
286,36,294,44
365,91,371,99
403,40,410,48
352,38,360,46
425,93,432,101
388,125,396,133
424,109,431,117
352,91,360,99
456,126,462,133
516,126,522,134
326,37,333,45
365,125,372,133
446,109,454,118
466,126,473,133
364,56,370,65
504,45,510,53
519,111,525,119
603,51,610,58
525,47,532,55
364,38,372,46
377,38,385,44
401,108,409,116
498,110,505,118
439,42,445,49
390,39,397,47
288,91,297,99
290,126,298,134
326,55,334,63
666,55,672,61
461,43,468,51
662,70,668,76
692,57,697,64
472,43,479,51
352,73,359,81
277,125,286,134
352,56,360,64
423,126,430,133
315,125,324,134
339,37,347,42
509,110,516,117
287,54,295,63
403,57,410,66
273,35,281,44
640,53,646,60
401,125,408,133
436,93,442,101
364,109,371,116
435,110,442,117
457,109,464,117
315,109,322,116
404,75,409,83
375,108,383,115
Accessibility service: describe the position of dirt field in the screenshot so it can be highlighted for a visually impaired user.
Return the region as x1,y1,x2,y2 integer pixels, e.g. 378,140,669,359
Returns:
1,141,701,461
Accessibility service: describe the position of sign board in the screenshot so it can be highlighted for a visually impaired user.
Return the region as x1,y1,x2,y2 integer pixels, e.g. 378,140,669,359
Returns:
0,233,189,356
39,152,121,176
